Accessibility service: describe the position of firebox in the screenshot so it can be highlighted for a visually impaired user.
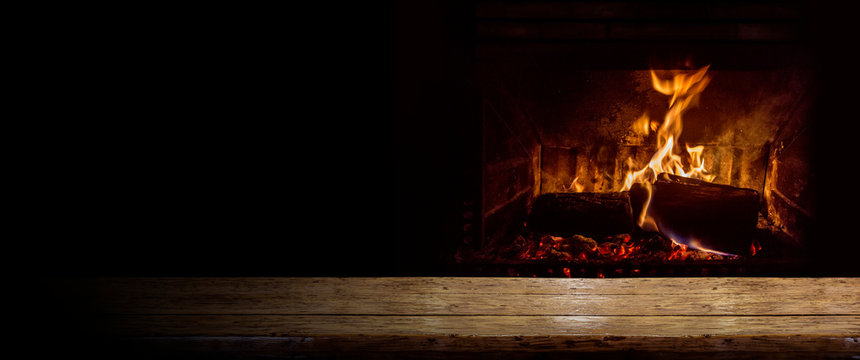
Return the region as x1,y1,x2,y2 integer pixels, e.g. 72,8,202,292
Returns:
440,0,852,277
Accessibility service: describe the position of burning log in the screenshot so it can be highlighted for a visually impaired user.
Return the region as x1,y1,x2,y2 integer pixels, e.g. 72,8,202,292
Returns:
631,173,759,256
527,192,633,238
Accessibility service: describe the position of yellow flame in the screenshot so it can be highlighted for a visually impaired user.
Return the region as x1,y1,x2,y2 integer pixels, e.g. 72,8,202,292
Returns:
572,177,584,192
621,66,715,232
621,66,713,193
684,144,715,181
563,176,585,193
651,65,710,107
632,113,651,136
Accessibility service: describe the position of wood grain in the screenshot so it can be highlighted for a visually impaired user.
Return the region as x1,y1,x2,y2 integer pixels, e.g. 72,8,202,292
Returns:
75,277,860,316
77,277,860,296
55,277,860,357
114,334,860,356
102,315,860,338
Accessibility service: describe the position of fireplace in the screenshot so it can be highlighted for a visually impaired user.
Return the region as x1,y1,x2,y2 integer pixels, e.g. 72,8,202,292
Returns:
416,0,860,277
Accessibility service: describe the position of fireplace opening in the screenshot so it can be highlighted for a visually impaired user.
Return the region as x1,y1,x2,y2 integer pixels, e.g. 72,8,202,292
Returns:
441,0,856,277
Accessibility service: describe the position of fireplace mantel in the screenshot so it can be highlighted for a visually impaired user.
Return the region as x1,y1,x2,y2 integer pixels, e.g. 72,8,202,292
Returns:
48,277,859,358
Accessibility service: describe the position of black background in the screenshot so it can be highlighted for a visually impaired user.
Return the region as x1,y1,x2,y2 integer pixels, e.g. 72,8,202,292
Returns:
18,1,476,276
14,1,860,277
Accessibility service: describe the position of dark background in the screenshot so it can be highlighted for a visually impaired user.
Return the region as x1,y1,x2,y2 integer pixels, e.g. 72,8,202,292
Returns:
20,1,475,276
16,1,860,277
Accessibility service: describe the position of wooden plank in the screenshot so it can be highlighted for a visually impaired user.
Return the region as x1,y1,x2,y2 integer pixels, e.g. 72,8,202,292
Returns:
76,277,860,296
122,336,859,359
117,338,860,360
73,278,860,316
63,277,860,357
88,292,860,316
102,314,860,339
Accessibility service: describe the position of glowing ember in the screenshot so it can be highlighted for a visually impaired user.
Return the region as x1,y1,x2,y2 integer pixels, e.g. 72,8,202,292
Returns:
494,232,736,264
667,244,688,261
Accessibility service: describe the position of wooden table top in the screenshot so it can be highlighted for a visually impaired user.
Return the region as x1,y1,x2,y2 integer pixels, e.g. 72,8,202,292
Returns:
49,277,860,358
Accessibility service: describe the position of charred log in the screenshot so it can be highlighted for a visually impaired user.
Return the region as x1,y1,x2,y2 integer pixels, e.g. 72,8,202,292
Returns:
632,173,759,256
527,192,633,238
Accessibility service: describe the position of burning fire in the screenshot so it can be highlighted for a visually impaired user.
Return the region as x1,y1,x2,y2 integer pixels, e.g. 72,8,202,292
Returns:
568,176,585,192
621,66,722,252
465,66,751,268
622,66,714,191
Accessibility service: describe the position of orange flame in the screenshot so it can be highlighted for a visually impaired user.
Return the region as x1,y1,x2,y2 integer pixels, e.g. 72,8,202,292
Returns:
570,177,584,192
623,65,713,192
622,66,717,248
633,113,651,136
